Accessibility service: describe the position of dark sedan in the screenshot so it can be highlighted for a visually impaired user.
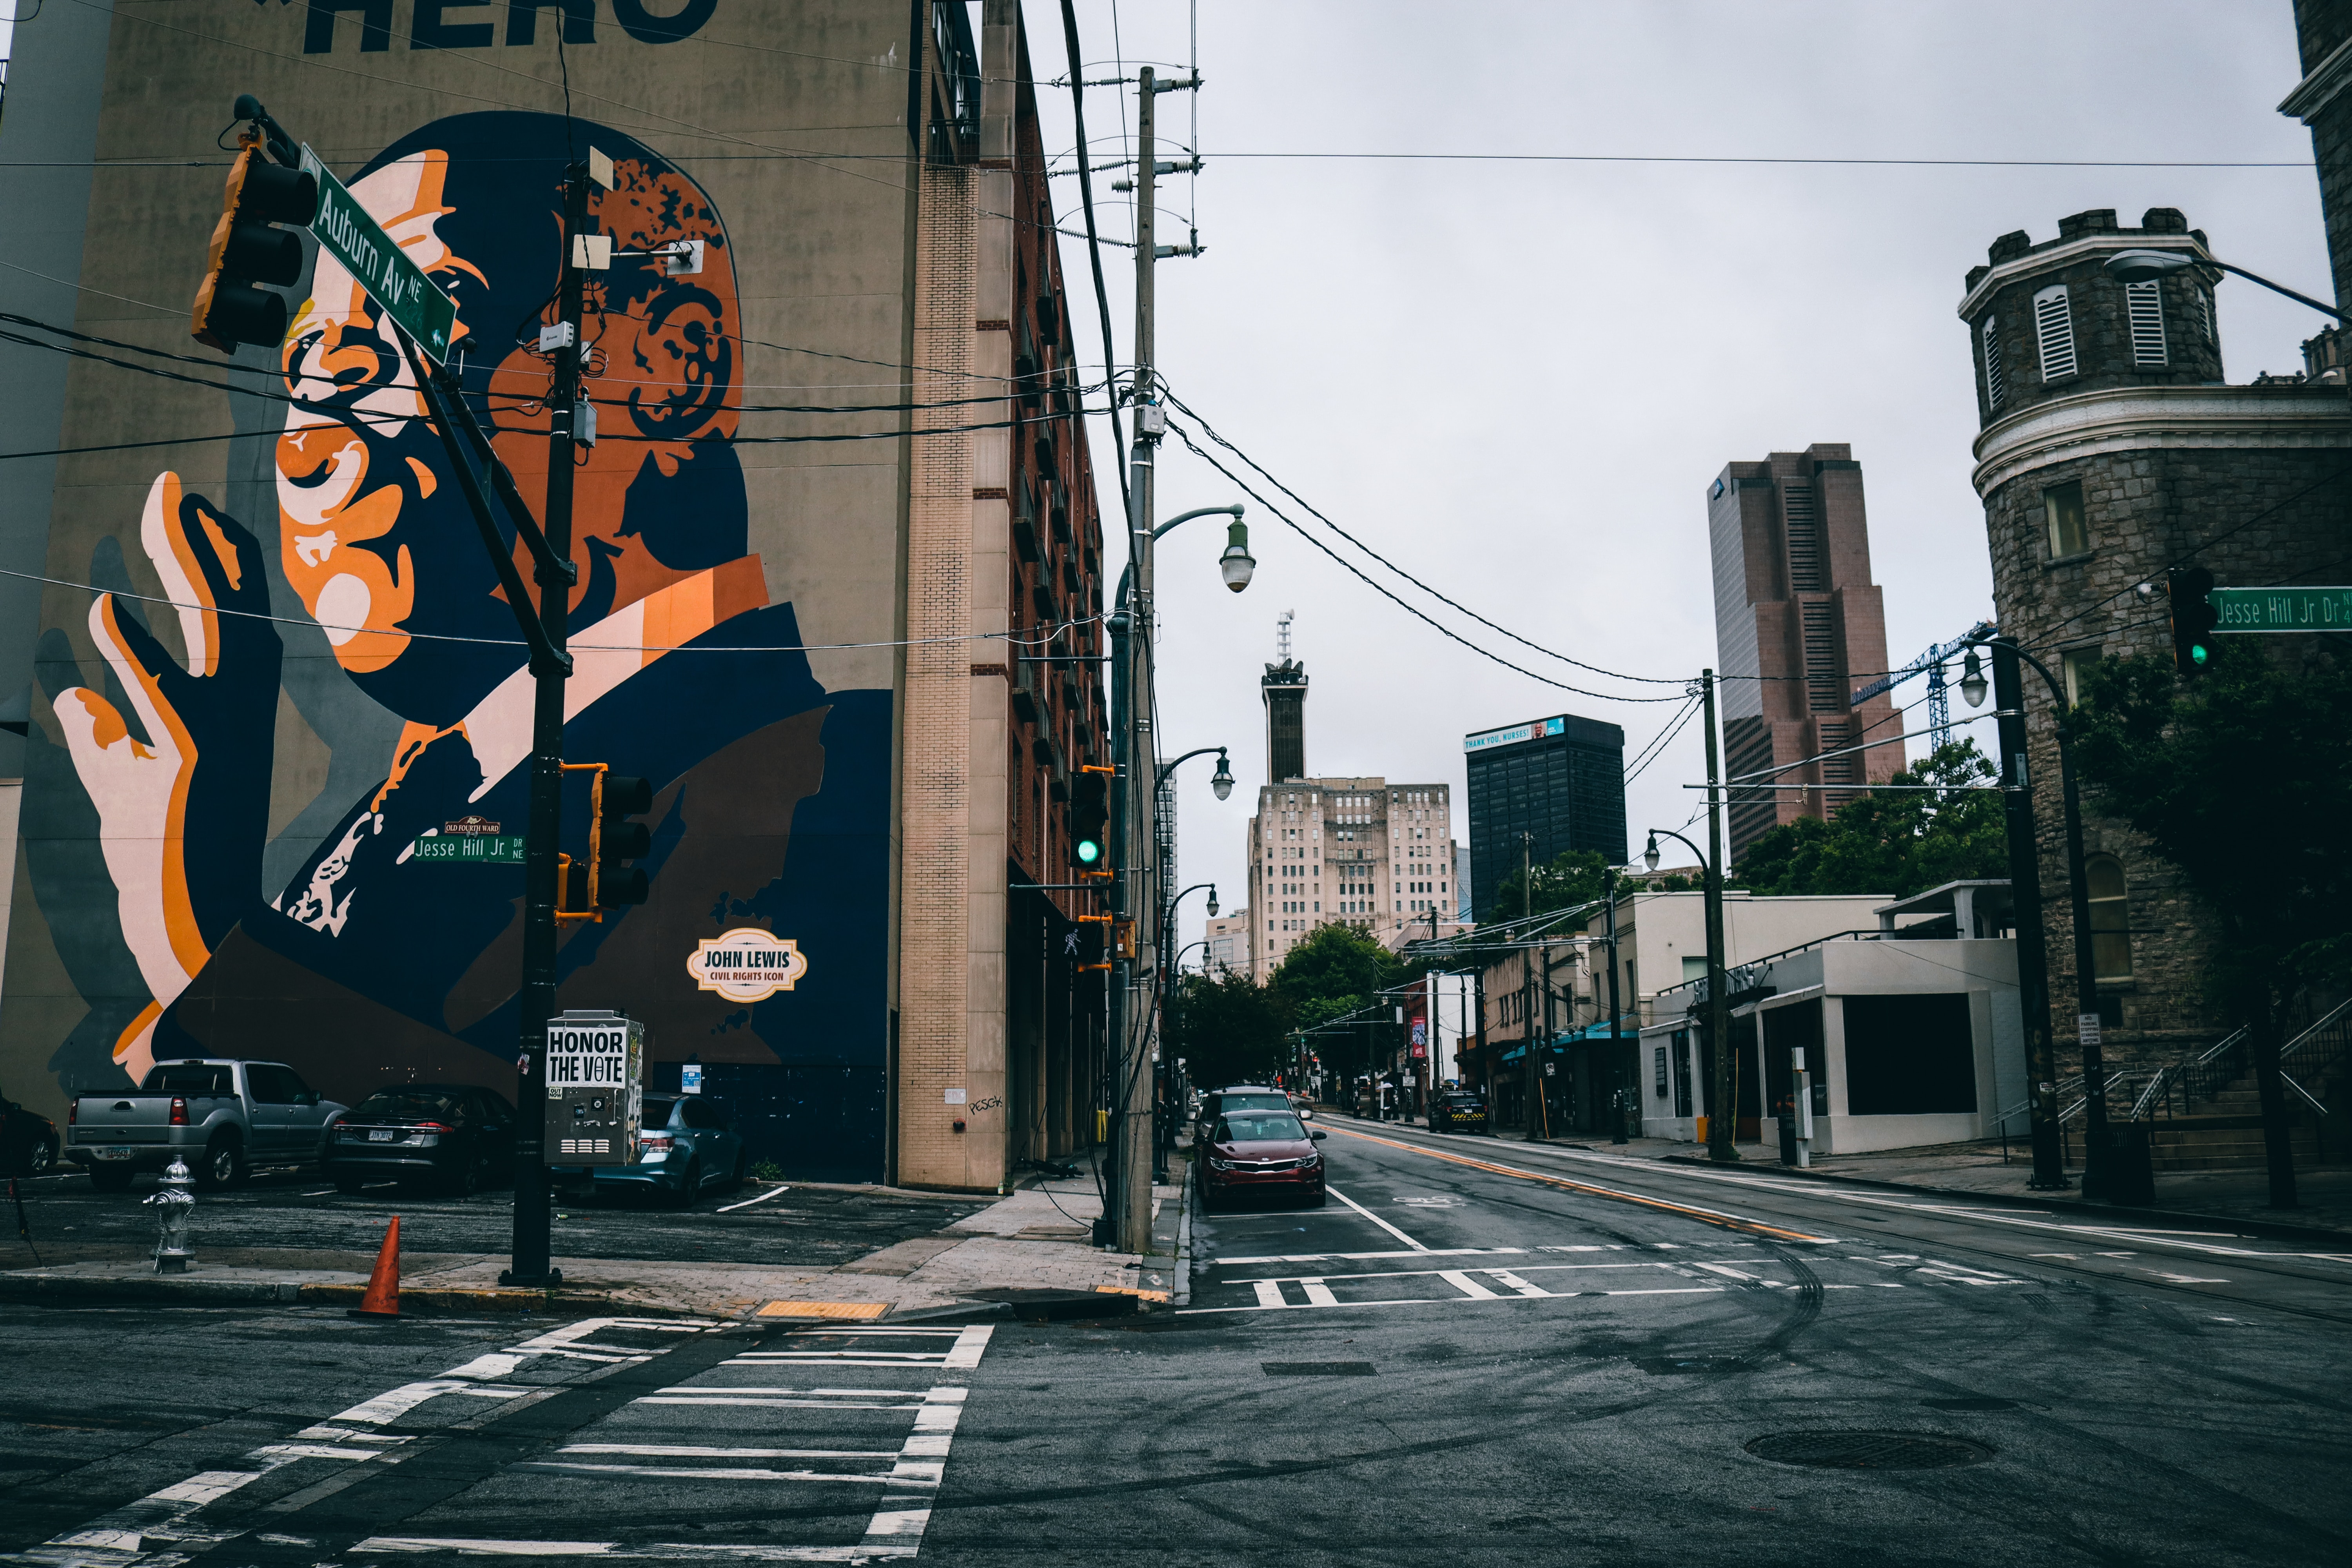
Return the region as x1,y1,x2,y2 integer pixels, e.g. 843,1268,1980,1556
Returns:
3,1097,60,1176
1198,1109,1327,1210
1428,1091,1489,1135
553,1094,748,1207
325,1085,517,1197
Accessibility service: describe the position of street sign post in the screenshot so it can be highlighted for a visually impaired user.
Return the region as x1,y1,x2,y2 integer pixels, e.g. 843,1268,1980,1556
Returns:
2212,585,2352,633
298,145,457,362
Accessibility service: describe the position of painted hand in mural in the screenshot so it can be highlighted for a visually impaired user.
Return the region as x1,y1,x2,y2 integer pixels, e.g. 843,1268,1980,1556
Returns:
53,474,282,1073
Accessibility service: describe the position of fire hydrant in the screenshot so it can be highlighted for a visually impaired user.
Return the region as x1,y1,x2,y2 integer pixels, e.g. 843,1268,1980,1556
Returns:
147,1156,195,1273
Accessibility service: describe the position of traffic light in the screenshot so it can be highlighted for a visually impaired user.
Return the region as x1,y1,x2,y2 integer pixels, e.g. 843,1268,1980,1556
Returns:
2169,565,2218,678
1069,769,1109,870
192,139,318,354
594,773,653,907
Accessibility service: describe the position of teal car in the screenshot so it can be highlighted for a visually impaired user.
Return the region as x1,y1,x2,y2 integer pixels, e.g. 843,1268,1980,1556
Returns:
553,1094,749,1206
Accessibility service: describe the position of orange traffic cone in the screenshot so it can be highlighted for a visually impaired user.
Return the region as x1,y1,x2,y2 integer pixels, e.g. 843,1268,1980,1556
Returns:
350,1215,402,1319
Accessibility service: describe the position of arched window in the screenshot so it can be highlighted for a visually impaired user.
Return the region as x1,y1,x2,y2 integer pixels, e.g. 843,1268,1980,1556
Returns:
2087,854,2132,981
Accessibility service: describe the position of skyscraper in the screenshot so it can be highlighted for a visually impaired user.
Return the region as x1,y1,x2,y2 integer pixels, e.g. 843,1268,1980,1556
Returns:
1706,444,1901,864
1262,611,1307,783
1463,714,1626,921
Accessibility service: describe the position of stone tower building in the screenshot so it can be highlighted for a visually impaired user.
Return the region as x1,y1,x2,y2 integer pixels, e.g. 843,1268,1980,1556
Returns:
1957,207,2350,1076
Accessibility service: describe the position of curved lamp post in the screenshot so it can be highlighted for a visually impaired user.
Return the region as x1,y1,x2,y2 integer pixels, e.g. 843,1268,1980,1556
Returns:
1158,883,1219,1180
1957,636,2111,1194
1646,826,1733,1161
2105,249,2348,323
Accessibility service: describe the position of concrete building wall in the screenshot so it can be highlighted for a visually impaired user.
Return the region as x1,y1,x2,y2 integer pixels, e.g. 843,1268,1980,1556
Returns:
1959,209,2350,1081
1246,777,1454,980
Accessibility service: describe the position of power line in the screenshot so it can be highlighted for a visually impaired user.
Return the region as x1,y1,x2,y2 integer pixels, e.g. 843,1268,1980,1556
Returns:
1165,415,1684,704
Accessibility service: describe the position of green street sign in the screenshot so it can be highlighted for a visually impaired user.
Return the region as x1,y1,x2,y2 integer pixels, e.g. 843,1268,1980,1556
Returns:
411,834,528,865
2212,586,2352,633
299,145,457,363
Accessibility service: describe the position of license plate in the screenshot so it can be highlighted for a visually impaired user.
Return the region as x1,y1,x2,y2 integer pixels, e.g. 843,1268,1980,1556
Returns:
91,1147,133,1161
368,1129,394,1142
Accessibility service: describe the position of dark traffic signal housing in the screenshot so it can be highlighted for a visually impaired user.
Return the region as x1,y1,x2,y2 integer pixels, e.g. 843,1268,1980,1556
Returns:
2169,565,2218,678
595,772,654,907
192,140,318,354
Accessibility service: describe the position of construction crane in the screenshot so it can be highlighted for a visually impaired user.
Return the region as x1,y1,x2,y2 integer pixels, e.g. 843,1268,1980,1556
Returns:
1851,621,1998,755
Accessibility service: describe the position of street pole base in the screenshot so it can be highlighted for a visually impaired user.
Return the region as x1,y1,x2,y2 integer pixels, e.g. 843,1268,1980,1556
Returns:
498,1268,564,1287
2026,1177,2073,1191
1708,1147,1742,1163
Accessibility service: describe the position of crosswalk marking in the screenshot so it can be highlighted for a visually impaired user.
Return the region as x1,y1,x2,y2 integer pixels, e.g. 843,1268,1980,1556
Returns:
1437,1270,1500,1300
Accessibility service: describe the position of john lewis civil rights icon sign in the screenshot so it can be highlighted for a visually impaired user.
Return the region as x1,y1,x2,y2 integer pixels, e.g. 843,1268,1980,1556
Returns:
2,0,902,1180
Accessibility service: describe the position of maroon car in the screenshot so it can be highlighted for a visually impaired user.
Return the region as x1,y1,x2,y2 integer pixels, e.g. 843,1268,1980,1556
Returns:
1198,1109,1327,1210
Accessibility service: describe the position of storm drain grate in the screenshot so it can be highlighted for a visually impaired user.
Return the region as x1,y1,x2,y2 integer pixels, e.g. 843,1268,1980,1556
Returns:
1262,1361,1374,1377
1746,1431,1991,1470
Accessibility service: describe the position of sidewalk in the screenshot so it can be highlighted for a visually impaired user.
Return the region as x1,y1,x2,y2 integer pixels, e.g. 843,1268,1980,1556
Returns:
0,1158,1192,1320
1338,1109,2352,1238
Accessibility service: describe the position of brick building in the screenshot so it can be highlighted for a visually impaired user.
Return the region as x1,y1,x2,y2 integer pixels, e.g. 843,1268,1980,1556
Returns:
0,0,1107,1194
1956,205,2349,1076
1706,445,1903,864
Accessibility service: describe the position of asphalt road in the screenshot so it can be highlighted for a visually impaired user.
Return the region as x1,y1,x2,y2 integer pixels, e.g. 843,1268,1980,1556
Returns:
2,1163,985,1271
5,1121,2350,1566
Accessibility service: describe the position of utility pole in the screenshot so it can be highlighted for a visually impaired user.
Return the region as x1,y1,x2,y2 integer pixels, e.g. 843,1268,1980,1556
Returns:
503,161,588,1287
1110,66,1162,1256
1520,831,1536,1135
1991,639,2067,1189
1605,868,1627,1144
1702,669,1735,1163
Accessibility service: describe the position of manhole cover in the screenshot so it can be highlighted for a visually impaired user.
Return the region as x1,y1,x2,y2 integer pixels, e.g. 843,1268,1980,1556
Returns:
1262,1361,1374,1376
1746,1431,1991,1470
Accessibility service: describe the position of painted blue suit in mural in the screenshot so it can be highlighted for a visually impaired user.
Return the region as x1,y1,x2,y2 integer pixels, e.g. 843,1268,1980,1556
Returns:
35,114,889,1178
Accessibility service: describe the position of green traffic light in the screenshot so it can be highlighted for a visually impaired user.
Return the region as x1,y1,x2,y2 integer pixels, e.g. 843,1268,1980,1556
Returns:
2192,643,2210,664
1077,839,1102,865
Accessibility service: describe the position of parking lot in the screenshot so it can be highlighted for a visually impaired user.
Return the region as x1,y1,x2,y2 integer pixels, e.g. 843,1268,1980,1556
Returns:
0,1162,987,1273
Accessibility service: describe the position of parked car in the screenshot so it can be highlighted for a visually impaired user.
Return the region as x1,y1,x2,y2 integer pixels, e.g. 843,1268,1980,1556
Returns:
69,1060,346,1191
1428,1091,1489,1135
1191,1085,1292,1148
1198,1108,1327,1210
324,1084,518,1196
3,1098,60,1176
552,1094,748,1206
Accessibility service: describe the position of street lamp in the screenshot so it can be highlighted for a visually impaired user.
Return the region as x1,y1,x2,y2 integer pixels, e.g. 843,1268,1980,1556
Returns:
1958,649,1989,710
1160,881,1221,1181
2105,249,2349,323
1211,752,1234,801
1646,824,1733,1162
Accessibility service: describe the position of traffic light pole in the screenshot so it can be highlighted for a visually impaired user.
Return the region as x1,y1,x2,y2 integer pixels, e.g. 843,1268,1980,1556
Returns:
504,162,588,1287
1701,670,1734,1163
1989,639,2068,1189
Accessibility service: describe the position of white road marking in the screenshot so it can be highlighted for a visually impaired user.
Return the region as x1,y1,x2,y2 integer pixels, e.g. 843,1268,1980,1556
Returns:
352,1540,913,1560
522,1462,921,1485
1217,1247,1525,1265
638,1397,925,1411
1301,1279,1341,1307
561,1445,902,1460
1252,1280,1287,1308
1323,1184,1429,1250
1486,1270,1555,1298
1438,1270,1500,1300
715,1184,794,1214
8,1318,727,1567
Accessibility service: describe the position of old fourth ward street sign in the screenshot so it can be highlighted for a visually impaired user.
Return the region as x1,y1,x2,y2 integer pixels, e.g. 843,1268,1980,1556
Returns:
2212,585,2352,633
299,145,457,363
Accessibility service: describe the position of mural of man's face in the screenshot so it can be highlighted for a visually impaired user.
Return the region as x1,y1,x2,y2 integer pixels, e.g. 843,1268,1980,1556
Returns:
276,125,744,729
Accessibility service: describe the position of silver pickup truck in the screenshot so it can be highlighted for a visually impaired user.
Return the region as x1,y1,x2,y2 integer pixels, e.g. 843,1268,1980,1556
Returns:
69,1059,347,1191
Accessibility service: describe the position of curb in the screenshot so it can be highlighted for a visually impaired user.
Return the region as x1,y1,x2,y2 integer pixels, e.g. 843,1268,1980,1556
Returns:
0,1271,718,1318
1653,1153,2352,1247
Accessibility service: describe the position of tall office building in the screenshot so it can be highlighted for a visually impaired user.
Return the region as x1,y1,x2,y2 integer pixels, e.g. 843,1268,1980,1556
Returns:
1261,612,1308,783
1706,444,1901,864
1463,715,1626,922
1204,911,1252,976
1248,779,1459,980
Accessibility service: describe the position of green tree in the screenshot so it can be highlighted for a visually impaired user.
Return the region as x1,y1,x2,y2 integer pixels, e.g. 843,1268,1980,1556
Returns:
1731,739,2006,898
1169,968,1292,1089
1271,921,1405,1021
2069,641,2352,1207
1486,848,1612,922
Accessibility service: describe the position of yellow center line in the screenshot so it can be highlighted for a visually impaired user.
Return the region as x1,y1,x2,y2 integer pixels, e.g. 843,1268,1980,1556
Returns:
1322,1124,1830,1244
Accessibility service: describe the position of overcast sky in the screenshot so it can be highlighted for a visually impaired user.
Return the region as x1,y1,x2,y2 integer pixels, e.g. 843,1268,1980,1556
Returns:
1028,1,2329,963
